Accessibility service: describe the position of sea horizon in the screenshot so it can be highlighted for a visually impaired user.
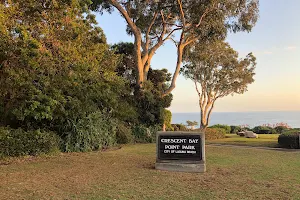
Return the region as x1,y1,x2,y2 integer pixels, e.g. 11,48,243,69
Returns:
171,111,300,128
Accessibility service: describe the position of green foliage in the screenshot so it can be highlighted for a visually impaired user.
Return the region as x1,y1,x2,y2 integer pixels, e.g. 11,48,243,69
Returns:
230,125,242,134
91,1,259,95
282,129,300,135
252,126,277,134
274,126,289,134
132,124,161,143
182,41,256,129
171,124,188,131
116,122,133,144
0,1,175,157
0,0,138,153
163,109,173,131
0,127,60,157
62,112,117,152
209,124,231,134
278,131,300,149
112,43,173,126
205,128,226,140
186,120,198,129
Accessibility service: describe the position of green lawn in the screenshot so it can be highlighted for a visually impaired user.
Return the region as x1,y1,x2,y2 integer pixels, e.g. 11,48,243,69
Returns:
1,144,300,200
207,134,280,147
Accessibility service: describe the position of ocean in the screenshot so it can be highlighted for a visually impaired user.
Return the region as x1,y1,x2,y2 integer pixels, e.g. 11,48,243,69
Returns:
172,111,300,128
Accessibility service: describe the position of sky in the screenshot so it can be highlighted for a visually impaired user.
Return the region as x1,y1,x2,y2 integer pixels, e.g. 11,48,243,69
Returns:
95,0,300,113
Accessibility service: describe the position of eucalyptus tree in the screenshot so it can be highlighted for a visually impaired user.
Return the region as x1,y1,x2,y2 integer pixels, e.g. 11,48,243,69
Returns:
186,120,198,130
181,41,256,131
91,0,259,95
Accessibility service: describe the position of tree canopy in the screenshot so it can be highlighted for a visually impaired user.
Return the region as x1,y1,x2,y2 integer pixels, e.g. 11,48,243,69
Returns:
90,0,259,95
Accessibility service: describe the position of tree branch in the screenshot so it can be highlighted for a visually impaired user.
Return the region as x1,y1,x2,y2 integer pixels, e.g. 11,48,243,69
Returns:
109,0,139,37
177,0,186,27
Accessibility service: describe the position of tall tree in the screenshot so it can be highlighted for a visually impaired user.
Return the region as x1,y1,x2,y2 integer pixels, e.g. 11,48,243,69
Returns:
186,120,198,130
91,0,259,95
182,41,256,131
112,42,173,126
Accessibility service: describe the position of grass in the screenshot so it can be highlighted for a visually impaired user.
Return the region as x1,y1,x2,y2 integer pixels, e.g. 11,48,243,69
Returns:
1,144,300,200
207,134,280,147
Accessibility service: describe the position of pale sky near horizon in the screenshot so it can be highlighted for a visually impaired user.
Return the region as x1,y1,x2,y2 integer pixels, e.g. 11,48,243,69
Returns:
95,0,300,113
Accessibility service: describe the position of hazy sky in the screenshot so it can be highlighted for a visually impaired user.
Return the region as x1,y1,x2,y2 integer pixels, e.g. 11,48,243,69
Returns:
95,0,300,113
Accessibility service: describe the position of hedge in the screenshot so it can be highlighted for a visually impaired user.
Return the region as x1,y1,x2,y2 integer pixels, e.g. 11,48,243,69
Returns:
205,128,226,140
209,124,231,133
171,124,188,131
252,126,277,134
132,124,161,143
0,127,60,157
278,132,300,149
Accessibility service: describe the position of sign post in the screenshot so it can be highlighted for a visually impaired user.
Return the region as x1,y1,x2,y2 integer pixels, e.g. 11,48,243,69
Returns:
155,131,206,173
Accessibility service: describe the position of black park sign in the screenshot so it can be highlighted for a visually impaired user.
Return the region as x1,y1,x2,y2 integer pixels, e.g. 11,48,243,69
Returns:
155,132,206,173
158,135,202,161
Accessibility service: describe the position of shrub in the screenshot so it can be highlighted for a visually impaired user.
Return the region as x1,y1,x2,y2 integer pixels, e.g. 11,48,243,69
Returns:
163,109,174,131
252,126,277,134
274,126,289,134
0,127,60,157
209,124,231,134
278,131,300,149
230,125,242,134
205,128,226,140
171,124,188,131
116,123,133,144
132,124,161,143
62,112,117,152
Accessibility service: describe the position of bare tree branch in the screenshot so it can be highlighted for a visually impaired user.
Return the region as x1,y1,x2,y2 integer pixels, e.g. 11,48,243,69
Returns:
177,0,186,27
109,0,139,37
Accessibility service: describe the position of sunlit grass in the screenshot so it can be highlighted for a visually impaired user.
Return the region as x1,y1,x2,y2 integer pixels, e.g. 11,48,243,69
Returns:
207,134,280,147
1,143,299,200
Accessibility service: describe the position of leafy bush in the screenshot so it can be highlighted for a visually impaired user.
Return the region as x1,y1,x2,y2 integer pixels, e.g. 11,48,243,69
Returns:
163,109,174,131
116,123,133,144
274,126,289,134
252,126,277,134
132,124,161,143
62,112,117,152
230,125,242,134
205,128,226,140
171,124,188,131
209,124,231,134
278,131,300,149
0,127,60,157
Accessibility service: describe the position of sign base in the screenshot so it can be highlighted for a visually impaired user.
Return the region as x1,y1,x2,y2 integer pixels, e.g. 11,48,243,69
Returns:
155,160,206,173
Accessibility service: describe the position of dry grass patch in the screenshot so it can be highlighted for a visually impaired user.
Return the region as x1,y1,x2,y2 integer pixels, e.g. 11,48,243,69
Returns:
0,144,300,200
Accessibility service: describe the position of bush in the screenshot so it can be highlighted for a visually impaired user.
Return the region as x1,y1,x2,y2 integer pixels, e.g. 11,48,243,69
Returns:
132,124,161,143
0,127,60,157
252,126,277,134
62,112,117,152
278,131,300,149
171,124,188,131
275,126,289,134
209,124,231,134
116,123,133,144
205,128,226,140
230,126,242,134
163,109,174,131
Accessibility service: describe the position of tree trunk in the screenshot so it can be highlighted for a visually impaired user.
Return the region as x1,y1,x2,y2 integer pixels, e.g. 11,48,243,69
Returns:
162,123,166,132
134,36,144,89
200,106,208,133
